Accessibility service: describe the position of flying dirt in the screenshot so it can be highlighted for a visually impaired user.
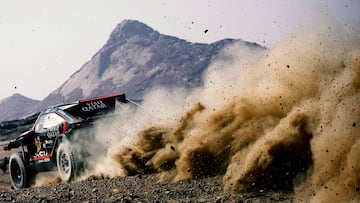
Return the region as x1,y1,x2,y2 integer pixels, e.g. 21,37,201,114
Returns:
36,17,360,202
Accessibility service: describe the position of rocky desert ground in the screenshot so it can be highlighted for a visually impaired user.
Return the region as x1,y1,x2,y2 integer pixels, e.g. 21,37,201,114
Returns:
0,172,294,202
0,140,295,203
0,143,294,203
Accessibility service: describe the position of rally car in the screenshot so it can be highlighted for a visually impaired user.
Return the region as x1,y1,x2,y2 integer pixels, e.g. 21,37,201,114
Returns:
3,93,132,189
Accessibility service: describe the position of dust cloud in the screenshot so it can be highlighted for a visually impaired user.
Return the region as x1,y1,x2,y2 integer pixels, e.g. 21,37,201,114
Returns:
34,172,62,187
79,16,359,202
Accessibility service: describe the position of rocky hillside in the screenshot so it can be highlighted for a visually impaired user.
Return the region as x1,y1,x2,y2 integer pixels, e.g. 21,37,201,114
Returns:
0,19,264,123
38,19,264,109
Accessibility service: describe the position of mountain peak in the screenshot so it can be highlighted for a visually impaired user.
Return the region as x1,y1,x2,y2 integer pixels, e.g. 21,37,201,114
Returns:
107,19,158,44
1,93,37,104
0,94,40,122
10,93,28,98
1,19,266,122
116,20,154,32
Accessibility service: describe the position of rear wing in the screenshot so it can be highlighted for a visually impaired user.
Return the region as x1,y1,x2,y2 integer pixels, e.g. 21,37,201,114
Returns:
65,93,128,119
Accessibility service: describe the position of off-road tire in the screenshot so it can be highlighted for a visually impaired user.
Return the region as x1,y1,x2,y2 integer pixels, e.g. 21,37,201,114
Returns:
56,143,78,182
9,153,34,189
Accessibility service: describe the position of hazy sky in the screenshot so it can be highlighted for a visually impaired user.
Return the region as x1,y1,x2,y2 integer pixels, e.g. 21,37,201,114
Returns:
0,0,359,101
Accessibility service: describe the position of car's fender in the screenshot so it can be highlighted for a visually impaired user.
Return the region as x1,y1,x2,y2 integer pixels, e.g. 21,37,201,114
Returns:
4,130,35,150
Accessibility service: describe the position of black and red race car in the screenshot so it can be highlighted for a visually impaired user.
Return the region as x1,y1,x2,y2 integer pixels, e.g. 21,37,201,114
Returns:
3,93,133,189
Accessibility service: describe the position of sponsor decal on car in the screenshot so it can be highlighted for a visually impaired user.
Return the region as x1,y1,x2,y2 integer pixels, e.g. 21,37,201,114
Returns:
30,151,52,161
34,137,41,152
81,100,108,112
46,126,60,138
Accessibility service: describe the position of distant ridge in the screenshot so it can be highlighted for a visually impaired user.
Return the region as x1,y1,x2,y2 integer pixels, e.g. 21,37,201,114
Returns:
0,94,39,122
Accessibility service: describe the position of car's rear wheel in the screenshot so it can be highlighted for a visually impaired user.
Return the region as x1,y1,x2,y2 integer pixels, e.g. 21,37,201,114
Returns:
57,143,78,182
9,153,33,189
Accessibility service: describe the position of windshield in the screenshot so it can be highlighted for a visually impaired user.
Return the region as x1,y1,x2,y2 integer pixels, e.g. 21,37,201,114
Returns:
56,109,82,123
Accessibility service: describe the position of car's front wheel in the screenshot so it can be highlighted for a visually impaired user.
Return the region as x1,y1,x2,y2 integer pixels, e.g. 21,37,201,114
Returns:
9,153,34,189
56,143,78,182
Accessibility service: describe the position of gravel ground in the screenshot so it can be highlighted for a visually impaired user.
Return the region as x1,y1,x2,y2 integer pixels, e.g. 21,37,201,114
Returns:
0,174,294,203
0,124,295,202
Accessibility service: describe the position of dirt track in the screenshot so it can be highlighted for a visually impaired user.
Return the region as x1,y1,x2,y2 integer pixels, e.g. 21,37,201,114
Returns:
0,141,295,202
0,173,294,202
